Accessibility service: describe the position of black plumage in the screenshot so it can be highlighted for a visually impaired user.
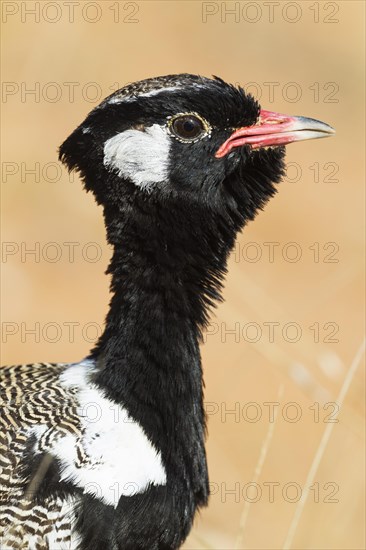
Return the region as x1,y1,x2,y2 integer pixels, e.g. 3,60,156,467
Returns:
0,74,334,549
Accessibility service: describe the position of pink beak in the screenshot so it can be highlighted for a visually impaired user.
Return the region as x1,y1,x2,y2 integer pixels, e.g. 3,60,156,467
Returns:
215,109,335,158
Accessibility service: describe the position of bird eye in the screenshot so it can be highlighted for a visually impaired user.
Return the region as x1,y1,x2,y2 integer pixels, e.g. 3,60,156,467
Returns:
168,113,210,143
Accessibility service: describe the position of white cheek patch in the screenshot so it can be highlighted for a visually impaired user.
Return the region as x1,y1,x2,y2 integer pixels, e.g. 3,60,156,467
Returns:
103,124,170,191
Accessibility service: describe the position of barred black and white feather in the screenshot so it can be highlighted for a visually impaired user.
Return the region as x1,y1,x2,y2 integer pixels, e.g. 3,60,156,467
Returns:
0,362,82,548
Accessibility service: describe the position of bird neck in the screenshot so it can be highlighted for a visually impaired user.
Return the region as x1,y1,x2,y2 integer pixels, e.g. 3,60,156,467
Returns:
90,198,233,487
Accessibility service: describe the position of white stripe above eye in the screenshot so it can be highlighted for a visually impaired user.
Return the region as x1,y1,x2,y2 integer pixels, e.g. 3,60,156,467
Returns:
103,124,170,191
107,82,208,105
108,86,179,104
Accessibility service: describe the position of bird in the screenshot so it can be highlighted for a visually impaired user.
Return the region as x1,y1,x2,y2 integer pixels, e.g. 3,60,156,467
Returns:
0,74,335,550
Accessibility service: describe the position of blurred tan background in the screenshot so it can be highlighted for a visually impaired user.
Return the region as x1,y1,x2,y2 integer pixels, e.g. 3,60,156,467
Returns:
1,1,365,549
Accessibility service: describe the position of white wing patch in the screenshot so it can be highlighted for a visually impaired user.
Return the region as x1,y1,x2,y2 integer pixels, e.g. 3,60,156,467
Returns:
29,362,167,508
103,124,170,191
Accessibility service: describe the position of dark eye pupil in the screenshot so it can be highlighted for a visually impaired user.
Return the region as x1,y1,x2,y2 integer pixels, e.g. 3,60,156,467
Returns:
172,115,205,140
183,120,195,133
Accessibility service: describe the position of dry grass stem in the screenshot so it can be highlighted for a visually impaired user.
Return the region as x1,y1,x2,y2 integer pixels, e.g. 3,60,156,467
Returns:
282,338,366,550
235,384,285,549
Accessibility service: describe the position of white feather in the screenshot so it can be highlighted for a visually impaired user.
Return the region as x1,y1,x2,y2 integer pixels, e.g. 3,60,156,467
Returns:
103,124,170,190
108,86,179,104
29,361,167,508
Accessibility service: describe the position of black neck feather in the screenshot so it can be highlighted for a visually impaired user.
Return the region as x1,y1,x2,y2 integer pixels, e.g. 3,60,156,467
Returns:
89,146,284,456
89,194,240,507
85,147,284,516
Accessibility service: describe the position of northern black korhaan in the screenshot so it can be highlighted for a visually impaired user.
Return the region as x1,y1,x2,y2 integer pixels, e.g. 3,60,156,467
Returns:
0,74,335,550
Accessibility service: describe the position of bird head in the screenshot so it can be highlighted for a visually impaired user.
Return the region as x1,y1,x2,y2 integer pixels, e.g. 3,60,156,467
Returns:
59,74,334,234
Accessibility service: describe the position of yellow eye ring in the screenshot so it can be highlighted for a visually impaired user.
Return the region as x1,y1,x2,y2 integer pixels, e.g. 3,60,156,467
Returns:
167,112,212,143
